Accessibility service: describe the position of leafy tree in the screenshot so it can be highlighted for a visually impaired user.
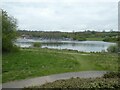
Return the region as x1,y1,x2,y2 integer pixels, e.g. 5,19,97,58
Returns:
0,10,2,52
2,10,18,52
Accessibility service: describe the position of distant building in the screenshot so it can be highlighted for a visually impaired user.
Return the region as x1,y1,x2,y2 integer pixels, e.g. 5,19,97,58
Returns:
21,34,30,39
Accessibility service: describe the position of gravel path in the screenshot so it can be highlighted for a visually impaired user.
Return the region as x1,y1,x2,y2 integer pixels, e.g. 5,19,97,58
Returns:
2,71,107,88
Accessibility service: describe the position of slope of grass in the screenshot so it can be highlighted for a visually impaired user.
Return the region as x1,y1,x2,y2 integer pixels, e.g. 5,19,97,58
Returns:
2,48,118,83
87,37,104,41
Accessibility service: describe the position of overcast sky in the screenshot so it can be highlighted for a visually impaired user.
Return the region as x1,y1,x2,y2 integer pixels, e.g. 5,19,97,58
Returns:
2,0,119,32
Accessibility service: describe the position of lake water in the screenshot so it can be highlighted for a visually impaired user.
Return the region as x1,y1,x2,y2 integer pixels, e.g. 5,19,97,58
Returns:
15,38,116,52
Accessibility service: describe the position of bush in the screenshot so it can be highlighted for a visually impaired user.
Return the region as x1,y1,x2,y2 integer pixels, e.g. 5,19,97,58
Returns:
33,42,41,47
24,77,119,89
103,37,118,42
107,45,118,53
24,72,120,89
103,72,120,78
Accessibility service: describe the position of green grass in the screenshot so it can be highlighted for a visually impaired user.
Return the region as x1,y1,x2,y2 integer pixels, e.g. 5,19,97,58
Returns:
2,48,118,83
87,37,104,41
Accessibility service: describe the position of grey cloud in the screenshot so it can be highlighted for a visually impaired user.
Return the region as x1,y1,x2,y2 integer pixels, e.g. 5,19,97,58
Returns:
2,1,118,31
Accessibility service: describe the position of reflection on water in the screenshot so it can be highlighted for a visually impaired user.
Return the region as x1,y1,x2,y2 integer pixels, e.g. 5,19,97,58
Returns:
15,38,116,52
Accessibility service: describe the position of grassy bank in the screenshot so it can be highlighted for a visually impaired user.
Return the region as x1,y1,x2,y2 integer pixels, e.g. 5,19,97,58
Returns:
86,37,104,41
2,48,118,83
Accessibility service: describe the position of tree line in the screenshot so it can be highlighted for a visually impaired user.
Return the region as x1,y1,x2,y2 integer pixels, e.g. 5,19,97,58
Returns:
18,30,119,42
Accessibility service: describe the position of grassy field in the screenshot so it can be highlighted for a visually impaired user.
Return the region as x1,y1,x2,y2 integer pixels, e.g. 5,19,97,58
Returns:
86,37,104,41
2,48,118,83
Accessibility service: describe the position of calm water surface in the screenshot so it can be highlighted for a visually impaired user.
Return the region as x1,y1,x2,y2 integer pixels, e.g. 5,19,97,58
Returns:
15,38,116,52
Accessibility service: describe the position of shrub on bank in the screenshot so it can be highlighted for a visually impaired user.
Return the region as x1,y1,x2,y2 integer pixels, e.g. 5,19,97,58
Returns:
24,72,119,89
103,72,120,78
103,37,118,42
33,42,41,47
24,78,119,89
107,45,118,53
